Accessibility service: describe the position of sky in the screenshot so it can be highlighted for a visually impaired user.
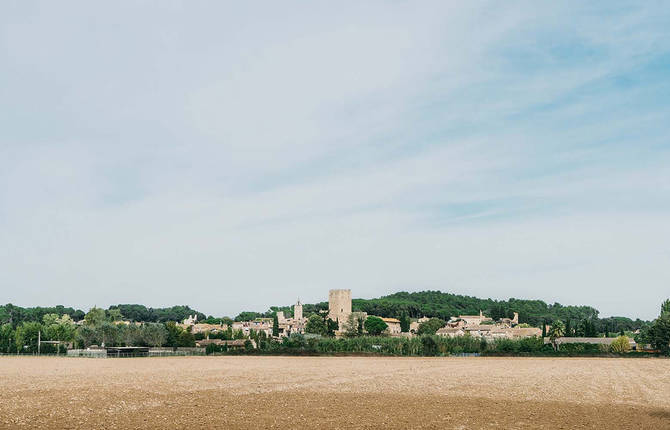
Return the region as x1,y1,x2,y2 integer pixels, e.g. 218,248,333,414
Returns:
1,1,669,320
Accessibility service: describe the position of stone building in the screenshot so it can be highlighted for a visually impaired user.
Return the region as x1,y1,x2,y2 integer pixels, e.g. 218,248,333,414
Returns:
499,312,519,327
457,310,492,326
409,317,430,333
274,299,308,338
381,317,402,335
436,327,465,338
328,289,352,329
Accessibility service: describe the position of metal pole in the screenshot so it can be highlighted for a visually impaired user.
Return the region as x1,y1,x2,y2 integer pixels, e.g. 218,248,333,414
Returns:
38,330,41,356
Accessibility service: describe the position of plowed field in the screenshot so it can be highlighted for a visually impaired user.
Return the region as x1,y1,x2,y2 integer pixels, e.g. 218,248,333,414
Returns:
1,356,669,429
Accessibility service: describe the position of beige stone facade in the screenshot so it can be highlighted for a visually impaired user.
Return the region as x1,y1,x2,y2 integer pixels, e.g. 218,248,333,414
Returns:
381,318,402,335
434,313,542,340
328,289,352,329
457,311,492,326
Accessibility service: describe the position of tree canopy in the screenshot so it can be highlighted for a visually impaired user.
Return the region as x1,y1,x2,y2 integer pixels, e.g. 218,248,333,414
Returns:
305,314,327,336
417,318,446,335
350,291,601,327
364,316,388,336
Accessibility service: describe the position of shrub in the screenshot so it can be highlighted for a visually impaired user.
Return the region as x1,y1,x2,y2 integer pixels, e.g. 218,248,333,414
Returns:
609,336,631,353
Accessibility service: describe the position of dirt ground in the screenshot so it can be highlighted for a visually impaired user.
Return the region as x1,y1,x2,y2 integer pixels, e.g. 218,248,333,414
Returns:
0,356,669,429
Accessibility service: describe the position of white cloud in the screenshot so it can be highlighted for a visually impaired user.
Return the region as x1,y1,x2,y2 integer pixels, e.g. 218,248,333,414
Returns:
1,1,669,320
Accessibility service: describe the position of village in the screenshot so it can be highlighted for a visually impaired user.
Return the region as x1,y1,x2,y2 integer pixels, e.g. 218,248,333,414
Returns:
181,289,550,350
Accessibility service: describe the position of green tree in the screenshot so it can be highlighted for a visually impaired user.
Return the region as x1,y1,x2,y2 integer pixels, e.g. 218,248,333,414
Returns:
97,322,119,347
142,323,168,347
43,314,76,345
647,300,670,355
76,325,99,348
661,299,670,315
565,319,573,337
305,314,327,336
84,307,106,326
107,308,123,322
0,324,16,353
177,328,196,347
417,318,446,336
15,322,41,353
343,313,360,337
235,311,265,322
164,322,181,348
399,314,410,333
326,319,338,337
364,316,388,336
272,313,279,337
42,313,59,328
123,324,143,346
548,320,565,350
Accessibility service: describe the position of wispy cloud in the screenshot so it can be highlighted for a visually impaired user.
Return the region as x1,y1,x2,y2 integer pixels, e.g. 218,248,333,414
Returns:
1,1,669,319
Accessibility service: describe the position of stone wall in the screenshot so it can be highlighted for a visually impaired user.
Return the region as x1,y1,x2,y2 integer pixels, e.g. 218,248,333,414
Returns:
328,289,352,325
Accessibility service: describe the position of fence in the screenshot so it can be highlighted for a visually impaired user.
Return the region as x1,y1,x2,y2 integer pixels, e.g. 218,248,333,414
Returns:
66,348,206,358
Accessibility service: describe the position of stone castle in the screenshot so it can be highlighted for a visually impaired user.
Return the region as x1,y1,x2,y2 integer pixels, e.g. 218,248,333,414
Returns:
328,289,352,324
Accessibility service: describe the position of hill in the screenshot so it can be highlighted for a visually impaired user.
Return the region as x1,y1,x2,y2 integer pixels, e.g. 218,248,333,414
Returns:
265,290,646,333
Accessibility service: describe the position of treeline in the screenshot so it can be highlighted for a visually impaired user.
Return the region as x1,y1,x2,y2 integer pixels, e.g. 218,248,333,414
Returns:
0,304,85,326
637,299,670,354
351,291,601,326
347,291,648,332
1,290,652,335
106,304,206,323
0,308,200,354
0,303,206,327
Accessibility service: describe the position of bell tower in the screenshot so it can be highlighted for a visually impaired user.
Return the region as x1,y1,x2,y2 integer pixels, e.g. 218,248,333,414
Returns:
294,299,303,321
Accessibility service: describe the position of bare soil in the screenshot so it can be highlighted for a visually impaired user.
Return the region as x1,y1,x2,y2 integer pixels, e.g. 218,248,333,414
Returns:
1,356,669,429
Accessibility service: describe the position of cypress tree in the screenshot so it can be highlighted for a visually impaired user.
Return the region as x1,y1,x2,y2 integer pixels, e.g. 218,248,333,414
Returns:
272,313,279,337
399,313,410,333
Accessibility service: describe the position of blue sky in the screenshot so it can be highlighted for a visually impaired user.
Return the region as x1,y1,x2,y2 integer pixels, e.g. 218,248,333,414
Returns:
1,2,669,319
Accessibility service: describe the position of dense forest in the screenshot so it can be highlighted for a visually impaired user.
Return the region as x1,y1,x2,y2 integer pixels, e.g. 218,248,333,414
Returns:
0,304,205,327
106,305,206,323
349,291,647,333
0,304,85,326
352,291,598,325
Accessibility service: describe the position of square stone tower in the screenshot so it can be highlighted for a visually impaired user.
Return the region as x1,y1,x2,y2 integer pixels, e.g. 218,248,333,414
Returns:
328,289,352,324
